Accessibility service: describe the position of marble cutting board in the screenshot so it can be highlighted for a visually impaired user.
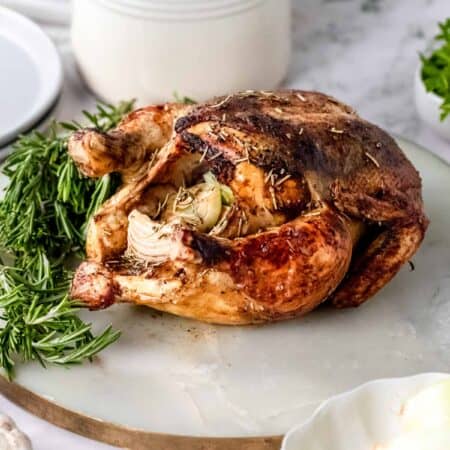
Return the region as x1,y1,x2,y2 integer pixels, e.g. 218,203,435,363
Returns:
1,137,449,442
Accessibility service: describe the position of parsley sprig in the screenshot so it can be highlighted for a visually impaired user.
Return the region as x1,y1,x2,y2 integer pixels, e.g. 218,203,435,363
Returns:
421,18,450,121
0,101,134,379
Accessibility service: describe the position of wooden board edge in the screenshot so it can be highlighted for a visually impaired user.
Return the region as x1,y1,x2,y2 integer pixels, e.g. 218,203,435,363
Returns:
0,376,282,449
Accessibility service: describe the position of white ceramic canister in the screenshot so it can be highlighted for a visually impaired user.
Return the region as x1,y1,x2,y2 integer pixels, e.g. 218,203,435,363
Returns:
71,0,291,105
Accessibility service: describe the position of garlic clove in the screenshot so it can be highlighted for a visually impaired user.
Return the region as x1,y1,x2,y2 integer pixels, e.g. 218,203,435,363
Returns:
0,413,32,450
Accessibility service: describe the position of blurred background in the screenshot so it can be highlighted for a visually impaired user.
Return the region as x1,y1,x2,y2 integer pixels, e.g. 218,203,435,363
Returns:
2,0,450,159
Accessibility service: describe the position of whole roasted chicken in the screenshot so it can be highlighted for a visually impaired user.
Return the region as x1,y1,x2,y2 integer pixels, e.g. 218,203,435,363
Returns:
69,90,428,324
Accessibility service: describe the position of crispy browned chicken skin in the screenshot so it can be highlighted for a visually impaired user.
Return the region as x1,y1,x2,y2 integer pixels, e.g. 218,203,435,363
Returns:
69,90,428,324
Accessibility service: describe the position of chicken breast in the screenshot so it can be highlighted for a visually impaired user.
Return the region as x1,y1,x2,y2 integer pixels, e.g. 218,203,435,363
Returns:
69,90,428,324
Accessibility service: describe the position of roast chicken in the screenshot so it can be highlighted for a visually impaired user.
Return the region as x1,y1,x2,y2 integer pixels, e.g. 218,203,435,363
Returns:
69,90,428,324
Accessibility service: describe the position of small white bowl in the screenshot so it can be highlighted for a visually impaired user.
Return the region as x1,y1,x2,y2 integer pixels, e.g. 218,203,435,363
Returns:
414,66,450,140
282,373,450,450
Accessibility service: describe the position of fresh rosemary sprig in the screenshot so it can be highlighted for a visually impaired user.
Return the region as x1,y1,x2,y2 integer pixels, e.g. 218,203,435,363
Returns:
173,91,197,105
421,18,450,120
0,101,134,379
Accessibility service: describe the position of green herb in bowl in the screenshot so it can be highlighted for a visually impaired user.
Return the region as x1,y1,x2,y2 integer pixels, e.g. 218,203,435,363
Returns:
421,18,450,121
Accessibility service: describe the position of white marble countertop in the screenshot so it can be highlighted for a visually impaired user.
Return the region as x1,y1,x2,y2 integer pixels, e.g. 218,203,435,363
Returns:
287,0,450,163
1,0,450,449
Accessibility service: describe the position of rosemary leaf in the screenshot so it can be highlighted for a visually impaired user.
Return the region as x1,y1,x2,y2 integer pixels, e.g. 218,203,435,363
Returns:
421,18,450,121
0,101,133,379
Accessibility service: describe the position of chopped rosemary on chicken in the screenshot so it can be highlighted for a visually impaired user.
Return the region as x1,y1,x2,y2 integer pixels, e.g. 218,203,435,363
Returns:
126,172,234,264
0,101,133,379
159,172,234,232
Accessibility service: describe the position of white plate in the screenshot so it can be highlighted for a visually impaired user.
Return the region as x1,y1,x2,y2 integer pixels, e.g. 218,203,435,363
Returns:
0,7,62,147
2,137,450,439
282,373,450,450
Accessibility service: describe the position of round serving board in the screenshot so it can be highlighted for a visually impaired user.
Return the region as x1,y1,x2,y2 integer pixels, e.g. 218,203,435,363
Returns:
1,137,450,449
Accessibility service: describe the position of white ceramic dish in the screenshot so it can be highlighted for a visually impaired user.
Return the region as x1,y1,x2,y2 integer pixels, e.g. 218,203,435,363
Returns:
1,0,70,25
414,65,450,140
71,0,291,104
282,373,450,450
1,137,450,441
0,7,62,147
0,97,60,161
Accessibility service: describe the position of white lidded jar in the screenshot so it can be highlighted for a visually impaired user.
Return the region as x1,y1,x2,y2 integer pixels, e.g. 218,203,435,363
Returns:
71,0,291,105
